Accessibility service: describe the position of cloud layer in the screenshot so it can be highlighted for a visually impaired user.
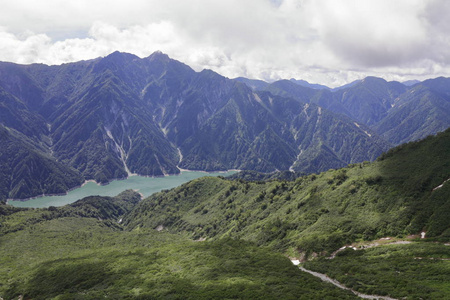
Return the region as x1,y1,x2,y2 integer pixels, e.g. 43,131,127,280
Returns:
0,0,449,87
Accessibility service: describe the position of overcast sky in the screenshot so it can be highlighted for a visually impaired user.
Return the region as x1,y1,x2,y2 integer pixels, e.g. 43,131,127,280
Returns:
0,0,449,87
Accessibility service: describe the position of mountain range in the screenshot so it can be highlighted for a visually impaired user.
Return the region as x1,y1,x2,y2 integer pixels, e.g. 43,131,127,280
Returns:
238,75,450,145
1,51,449,200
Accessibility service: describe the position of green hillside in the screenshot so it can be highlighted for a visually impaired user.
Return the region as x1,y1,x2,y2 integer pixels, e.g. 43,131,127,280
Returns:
1,129,449,299
0,192,356,299
124,128,450,255
304,241,450,299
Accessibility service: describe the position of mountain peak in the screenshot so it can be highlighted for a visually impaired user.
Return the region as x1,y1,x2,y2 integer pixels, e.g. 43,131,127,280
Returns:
93,51,140,73
197,68,227,81
147,51,170,62
104,51,139,62
361,76,387,85
402,79,421,87
289,78,330,90
233,77,269,91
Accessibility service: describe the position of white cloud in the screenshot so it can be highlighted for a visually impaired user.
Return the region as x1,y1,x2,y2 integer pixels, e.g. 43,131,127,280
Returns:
0,0,449,87
0,28,52,64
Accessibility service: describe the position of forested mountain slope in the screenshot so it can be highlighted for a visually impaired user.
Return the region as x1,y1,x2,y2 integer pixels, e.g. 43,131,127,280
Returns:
124,128,450,255
0,191,357,299
257,76,450,146
0,51,392,200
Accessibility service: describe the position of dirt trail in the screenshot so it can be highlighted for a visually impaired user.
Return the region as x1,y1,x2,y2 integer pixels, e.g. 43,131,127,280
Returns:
328,240,412,259
296,264,397,300
433,177,450,191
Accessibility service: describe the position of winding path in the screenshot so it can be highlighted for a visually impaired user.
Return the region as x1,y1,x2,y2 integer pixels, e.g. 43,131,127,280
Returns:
433,177,450,191
292,261,397,300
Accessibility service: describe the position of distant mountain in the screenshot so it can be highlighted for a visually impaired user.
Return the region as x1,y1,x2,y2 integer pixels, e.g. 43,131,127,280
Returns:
331,79,362,91
0,51,448,199
264,76,450,145
266,77,407,126
331,77,407,126
402,79,421,86
235,77,331,91
146,68,389,173
233,77,269,90
420,76,450,97
374,80,450,144
264,79,319,103
289,78,330,90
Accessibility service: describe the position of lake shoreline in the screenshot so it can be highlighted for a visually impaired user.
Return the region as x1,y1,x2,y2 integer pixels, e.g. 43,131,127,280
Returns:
6,169,241,203
7,170,239,208
6,179,100,203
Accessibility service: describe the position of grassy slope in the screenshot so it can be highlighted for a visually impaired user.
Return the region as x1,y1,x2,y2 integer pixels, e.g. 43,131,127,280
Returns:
0,190,141,235
304,242,450,299
0,195,357,299
124,129,450,255
121,129,450,299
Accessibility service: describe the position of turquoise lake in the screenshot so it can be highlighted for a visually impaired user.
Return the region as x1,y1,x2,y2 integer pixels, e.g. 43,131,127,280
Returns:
8,170,237,208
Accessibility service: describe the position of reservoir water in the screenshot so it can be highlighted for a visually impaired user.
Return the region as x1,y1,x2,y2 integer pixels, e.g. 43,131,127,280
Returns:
8,170,237,208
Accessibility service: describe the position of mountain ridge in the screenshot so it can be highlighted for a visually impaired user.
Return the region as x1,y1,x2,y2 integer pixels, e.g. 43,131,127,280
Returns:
251,74,450,146
0,51,448,200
